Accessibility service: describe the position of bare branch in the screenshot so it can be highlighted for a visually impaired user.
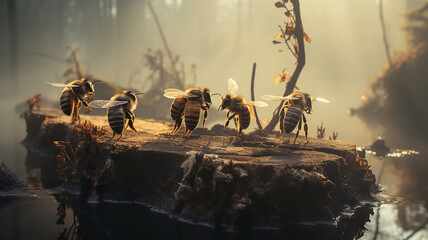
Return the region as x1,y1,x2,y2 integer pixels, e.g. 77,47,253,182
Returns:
378,0,393,67
250,63,263,129
265,0,306,131
147,1,181,82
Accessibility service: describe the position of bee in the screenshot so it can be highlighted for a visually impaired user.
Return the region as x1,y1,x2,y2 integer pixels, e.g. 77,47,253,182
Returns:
218,79,268,136
46,78,97,121
261,93,330,142
163,87,215,136
89,91,143,139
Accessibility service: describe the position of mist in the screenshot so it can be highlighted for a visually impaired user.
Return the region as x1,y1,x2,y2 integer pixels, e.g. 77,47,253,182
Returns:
0,0,414,148
3,1,428,239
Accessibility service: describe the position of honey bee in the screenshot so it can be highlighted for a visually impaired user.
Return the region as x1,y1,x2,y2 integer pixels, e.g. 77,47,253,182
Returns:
261,93,329,142
46,78,97,121
163,87,215,136
89,91,143,139
218,79,268,136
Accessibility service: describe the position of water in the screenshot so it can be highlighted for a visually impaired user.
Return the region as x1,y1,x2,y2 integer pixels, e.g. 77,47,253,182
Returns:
1,103,428,239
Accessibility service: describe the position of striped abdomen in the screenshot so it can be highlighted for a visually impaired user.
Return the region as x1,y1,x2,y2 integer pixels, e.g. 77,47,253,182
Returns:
184,100,201,132
108,106,126,134
171,98,186,120
60,88,75,116
238,106,251,130
284,106,302,133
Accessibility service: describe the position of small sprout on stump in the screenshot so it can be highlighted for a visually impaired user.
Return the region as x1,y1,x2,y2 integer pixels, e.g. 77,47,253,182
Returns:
317,123,326,139
329,131,338,140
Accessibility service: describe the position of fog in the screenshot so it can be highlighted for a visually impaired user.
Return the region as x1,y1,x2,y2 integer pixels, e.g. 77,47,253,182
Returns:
0,0,416,146
3,1,428,239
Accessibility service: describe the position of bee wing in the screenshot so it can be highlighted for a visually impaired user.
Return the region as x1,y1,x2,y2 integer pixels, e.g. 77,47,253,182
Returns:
45,82,79,88
228,78,239,96
163,89,198,99
260,95,300,101
312,97,331,103
164,88,183,93
246,101,269,107
89,100,128,109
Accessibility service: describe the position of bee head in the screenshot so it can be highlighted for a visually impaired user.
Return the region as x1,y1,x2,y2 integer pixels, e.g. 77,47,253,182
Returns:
218,95,231,111
202,88,212,107
125,91,143,103
202,88,211,102
303,93,313,114
82,78,95,95
124,91,137,101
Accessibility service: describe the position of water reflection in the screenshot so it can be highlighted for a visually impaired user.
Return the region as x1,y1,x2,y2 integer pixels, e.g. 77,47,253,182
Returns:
56,194,80,240
363,152,428,240
49,191,375,240
24,148,62,189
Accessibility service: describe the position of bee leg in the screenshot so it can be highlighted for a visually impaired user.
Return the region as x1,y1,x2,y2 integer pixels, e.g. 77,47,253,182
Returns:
279,107,285,136
238,124,242,136
184,128,192,137
125,109,138,134
233,117,238,128
293,115,303,144
172,119,179,134
203,110,208,129
224,112,238,129
72,101,81,122
116,134,123,141
128,119,138,134
302,113,308,142
77,93,93,112
224,111,231,128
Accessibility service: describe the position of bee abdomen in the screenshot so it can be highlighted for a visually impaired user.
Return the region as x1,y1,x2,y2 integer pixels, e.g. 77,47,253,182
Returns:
60,88,74,116
239,107,251,130
184,102,200,131
284,106,302,133
108,106,126,134
171,98,186,120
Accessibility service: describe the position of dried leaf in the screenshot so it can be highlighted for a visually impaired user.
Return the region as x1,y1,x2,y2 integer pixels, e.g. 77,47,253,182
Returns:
303,31,312,43
274,1,285,8
273,71,290,84
274,34,284,39
55,144,66,150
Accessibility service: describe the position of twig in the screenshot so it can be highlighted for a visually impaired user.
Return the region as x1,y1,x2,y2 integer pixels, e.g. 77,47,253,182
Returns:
279,26,298,59
67,46,84,79
378,0,393,67
181,61,186,84
147,1,181,82
65,142,77,168
265,0,306,131
250,63,262,129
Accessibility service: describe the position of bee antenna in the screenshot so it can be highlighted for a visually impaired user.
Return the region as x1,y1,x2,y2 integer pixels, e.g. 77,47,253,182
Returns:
211,93,222,98
92,80,101,83
135,92,144,95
